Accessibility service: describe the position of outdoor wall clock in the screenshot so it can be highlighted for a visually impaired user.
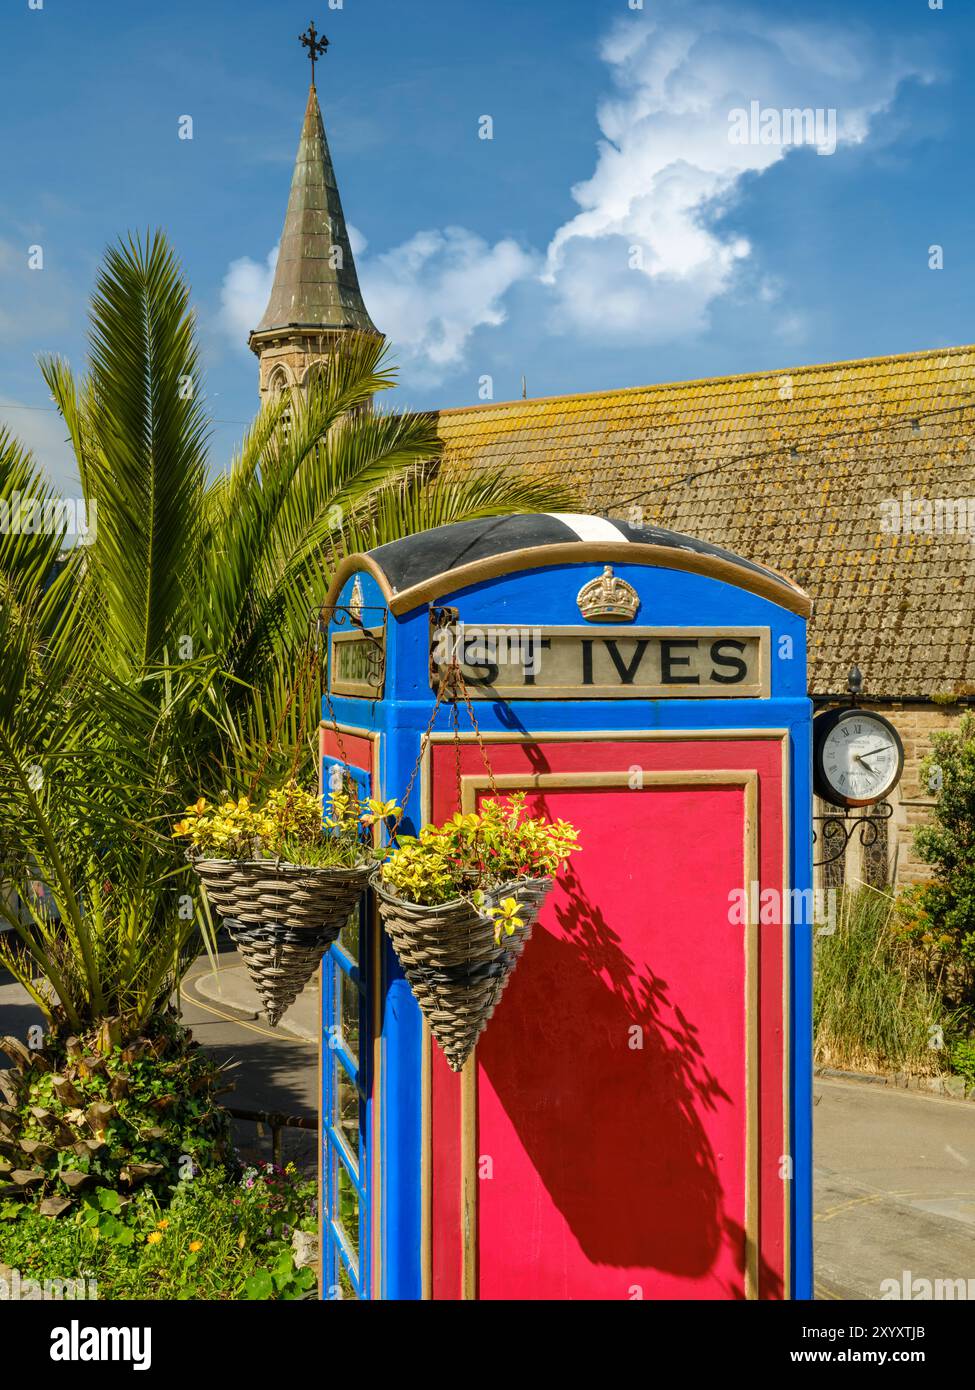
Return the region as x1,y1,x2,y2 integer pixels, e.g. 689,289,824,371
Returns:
813,707,904,808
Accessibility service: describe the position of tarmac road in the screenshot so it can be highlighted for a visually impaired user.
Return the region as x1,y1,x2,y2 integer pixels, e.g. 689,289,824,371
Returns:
814,1076,975,1300
178,948,319,1173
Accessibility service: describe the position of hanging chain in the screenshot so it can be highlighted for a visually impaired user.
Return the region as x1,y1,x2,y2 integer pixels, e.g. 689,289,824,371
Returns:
248,617,503,826
389,645,501,838
287,642,320,782
391,666,453,836
454,665,498,796
247,620,323,798
451,697,463,804
319,610,352,773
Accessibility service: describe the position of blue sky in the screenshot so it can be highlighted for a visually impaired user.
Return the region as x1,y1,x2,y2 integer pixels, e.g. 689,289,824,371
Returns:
1,0,972,490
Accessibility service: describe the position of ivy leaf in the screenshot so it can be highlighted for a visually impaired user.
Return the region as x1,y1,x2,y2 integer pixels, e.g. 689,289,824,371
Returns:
243,1269,274,1300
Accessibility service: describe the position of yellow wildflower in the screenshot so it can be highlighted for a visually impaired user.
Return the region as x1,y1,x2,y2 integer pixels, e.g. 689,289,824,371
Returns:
146,1231,162,1245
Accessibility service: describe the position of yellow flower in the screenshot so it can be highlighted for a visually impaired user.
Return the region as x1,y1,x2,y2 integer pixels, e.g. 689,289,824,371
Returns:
146,1232,162,1245
156,1219,169,1229
194,798,207,814
189,1240,202,1253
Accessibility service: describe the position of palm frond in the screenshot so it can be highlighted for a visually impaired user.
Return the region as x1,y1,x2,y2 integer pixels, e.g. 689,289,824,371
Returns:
45,232,210,673
336,462,579,556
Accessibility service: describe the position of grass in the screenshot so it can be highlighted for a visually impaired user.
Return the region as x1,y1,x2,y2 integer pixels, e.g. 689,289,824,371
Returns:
813,886,970,1077
0,1163,318,1301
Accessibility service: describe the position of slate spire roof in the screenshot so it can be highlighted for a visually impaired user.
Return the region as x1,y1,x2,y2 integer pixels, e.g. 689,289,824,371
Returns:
252,83,378,340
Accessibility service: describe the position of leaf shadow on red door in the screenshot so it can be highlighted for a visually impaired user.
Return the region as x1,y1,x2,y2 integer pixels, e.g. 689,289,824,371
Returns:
479,861,781,1297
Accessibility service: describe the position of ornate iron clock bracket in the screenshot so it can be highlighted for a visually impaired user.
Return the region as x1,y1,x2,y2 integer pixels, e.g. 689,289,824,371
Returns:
813,800,893,867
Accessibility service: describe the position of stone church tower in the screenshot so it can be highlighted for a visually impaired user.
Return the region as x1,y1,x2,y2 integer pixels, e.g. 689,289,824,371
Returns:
249,81,379,401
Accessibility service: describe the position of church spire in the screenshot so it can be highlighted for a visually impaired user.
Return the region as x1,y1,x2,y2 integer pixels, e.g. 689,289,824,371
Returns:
249,28,379,399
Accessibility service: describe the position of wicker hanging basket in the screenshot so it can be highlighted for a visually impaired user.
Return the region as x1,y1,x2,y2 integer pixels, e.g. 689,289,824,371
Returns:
191,858,370,1026
373,875,553,1071
222,917,342,1028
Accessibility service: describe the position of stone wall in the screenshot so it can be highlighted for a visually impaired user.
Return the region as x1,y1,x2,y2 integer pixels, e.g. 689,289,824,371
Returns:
885,701,967,887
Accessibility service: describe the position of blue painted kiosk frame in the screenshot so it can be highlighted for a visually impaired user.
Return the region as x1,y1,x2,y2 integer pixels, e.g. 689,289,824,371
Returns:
319,514,814,1301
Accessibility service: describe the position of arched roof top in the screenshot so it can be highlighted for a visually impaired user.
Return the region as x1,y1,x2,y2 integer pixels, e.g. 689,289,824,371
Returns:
327,513,812,617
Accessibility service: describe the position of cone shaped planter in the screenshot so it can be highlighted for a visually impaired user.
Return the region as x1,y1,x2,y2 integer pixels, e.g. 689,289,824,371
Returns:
373,875,553,1071
192,859,369,1026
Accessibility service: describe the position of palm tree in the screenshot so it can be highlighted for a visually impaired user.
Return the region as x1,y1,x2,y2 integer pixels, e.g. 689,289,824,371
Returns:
0,229,575,1043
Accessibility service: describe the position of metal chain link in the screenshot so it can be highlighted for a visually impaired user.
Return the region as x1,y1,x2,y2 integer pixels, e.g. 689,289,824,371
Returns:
389,652,502,840
455,666,498,795
391,667,454,835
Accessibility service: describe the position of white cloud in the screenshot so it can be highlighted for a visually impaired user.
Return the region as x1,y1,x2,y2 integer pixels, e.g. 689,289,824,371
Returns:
218,225,534,384
218,2,932,372
358,229,536,381
218,245,279,349
542,1,933,341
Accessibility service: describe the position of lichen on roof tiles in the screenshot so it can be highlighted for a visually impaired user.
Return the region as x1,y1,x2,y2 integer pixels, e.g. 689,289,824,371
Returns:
435,344,975,699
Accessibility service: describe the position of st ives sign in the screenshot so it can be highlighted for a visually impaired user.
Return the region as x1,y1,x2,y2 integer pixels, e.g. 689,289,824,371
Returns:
431,626,770,699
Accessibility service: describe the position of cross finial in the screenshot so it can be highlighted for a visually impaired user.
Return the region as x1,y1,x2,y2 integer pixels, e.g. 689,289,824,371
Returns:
299,20,329,87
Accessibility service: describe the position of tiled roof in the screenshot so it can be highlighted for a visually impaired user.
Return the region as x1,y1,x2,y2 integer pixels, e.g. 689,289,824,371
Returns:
435,345,975,699
252,84,377,340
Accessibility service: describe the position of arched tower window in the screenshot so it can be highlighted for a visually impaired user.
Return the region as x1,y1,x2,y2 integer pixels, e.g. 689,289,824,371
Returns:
267,366,291,401
266,366,294,439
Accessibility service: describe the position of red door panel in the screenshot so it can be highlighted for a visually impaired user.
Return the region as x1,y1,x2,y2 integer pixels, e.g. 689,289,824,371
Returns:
429,738,786,1301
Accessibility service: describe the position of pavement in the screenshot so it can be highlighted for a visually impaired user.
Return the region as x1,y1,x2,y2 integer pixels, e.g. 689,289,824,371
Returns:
186,951,319,1045
814,1075,975,1300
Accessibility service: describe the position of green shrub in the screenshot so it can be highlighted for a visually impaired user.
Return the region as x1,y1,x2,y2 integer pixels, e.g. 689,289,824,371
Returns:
0,1164,317,1300
0,1015,232,1215
814,887,968,1075
949,1037,975,1089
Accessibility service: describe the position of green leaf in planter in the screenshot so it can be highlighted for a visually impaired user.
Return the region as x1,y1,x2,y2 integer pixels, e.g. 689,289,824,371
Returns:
96,1187,122,1210
243,1269,274,1300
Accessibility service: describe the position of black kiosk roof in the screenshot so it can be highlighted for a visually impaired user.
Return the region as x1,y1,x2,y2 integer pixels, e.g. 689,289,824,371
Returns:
327,513,812,617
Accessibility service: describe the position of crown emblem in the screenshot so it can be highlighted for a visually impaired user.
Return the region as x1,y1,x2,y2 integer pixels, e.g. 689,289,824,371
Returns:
576,566,640,623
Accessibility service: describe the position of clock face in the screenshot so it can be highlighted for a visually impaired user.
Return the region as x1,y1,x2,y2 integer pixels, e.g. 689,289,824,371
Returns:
816,711,903,807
